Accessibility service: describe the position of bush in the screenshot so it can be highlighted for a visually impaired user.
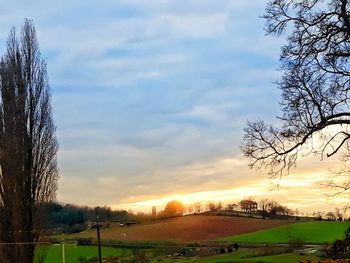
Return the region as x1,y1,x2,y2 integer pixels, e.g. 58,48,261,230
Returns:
288,237,305,250
76,238,93,246
219,248,226,254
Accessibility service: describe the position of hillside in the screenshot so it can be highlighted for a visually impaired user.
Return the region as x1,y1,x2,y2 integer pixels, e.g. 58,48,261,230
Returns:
73,215,294,242
223,221,350,244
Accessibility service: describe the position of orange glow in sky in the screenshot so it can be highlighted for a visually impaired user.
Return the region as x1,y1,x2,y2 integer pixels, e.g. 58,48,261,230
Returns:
115,170,349,214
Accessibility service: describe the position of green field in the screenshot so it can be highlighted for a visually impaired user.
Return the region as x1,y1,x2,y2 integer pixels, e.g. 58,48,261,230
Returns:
35,244,130,263
35,245,319,263
34,245,322,263
223,221,350,244
187,253,319,263
149,248,320,263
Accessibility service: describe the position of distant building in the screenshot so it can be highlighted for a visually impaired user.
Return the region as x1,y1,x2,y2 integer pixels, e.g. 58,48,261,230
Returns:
240,200,257,213
152,206,157,216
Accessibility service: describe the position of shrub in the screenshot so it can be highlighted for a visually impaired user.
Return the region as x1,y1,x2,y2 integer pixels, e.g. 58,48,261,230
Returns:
288,237,305,250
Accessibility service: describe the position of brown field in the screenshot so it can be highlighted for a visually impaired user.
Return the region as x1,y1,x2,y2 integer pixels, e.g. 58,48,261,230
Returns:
76,215,295,242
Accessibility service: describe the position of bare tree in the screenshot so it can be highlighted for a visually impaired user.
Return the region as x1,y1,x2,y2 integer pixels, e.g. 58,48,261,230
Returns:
186,204,194,215
258,198,270,212
242,0,350,178
0,20,58,263
194,202,202,213
225,203,238,211
335,207,344,221
326,211,337,221
312,211,324,220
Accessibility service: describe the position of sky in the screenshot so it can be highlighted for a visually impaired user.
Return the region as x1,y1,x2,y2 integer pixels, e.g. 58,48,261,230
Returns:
0,0,348,214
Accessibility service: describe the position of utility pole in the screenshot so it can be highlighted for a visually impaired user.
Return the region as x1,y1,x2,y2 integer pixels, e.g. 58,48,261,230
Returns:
61,241,65,263
96,214,102,263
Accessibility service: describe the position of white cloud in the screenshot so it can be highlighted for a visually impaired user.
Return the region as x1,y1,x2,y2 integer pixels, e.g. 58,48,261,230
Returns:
3,0,343,213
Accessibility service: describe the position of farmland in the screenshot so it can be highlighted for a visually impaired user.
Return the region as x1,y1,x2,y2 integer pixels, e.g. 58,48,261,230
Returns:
72,215,294,242
42,216,350,262
35,245,130,263
36,246,320,263
179,250,320,263
223,221,350,244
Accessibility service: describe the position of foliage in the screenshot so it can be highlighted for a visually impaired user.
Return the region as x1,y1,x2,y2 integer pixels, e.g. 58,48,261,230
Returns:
246,198,292,218
324,225,350,259
326,212,337,221
288,237,306,250
43,202,130,233
207,202,222,212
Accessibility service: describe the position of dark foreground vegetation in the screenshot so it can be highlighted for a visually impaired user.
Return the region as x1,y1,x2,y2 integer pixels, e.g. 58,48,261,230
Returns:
43,203,131,234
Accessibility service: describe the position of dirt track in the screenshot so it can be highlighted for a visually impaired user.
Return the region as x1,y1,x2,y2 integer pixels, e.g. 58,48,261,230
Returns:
77,215,294,242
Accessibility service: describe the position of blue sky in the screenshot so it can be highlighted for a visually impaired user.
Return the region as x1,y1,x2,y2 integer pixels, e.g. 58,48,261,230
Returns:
1,0,341,213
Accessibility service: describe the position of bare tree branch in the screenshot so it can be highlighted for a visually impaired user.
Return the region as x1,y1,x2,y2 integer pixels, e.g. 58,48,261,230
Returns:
242,0,350,177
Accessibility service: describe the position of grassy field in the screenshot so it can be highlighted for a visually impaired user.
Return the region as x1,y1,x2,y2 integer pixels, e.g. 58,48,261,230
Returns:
149,248,320,263
35,245,323,263
35,245,321,263
35,244,130,263
187,253,320,263
223,221,350,244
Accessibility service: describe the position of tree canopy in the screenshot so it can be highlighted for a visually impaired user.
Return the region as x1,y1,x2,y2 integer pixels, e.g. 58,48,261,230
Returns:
242,0,350,179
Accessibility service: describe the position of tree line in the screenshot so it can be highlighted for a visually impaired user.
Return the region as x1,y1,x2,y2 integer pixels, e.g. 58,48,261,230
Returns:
43,202,130,233
157,199,350,221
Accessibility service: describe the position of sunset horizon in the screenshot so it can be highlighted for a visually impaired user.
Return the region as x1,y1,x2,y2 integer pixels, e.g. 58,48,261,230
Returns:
2,1,348,214
2,1,350,262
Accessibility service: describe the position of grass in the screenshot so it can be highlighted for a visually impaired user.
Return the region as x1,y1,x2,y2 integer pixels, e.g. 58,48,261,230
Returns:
189,253,319,263
150,248,320,263
35,244,131,263
222,221,350,244
42,220,348,262
244,253,320,263
35,242,323,263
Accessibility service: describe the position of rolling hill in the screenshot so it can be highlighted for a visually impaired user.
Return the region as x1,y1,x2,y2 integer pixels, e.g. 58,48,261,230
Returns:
73,215,294,242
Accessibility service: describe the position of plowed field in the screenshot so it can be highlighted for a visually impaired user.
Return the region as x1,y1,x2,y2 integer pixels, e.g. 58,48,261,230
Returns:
76,215,294,242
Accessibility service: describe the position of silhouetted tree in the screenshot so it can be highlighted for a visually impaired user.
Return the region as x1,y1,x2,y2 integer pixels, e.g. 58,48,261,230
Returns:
269,204,292,217
194,202,201,213
258,198,270,218
186,204,194,215
327,211,337,221
0,20,58,263
163,200,185,217
242,0,350,181
225,203,237,211
312,211,324,221
207,202,222,212
335,207,344,221
258,198,269,212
